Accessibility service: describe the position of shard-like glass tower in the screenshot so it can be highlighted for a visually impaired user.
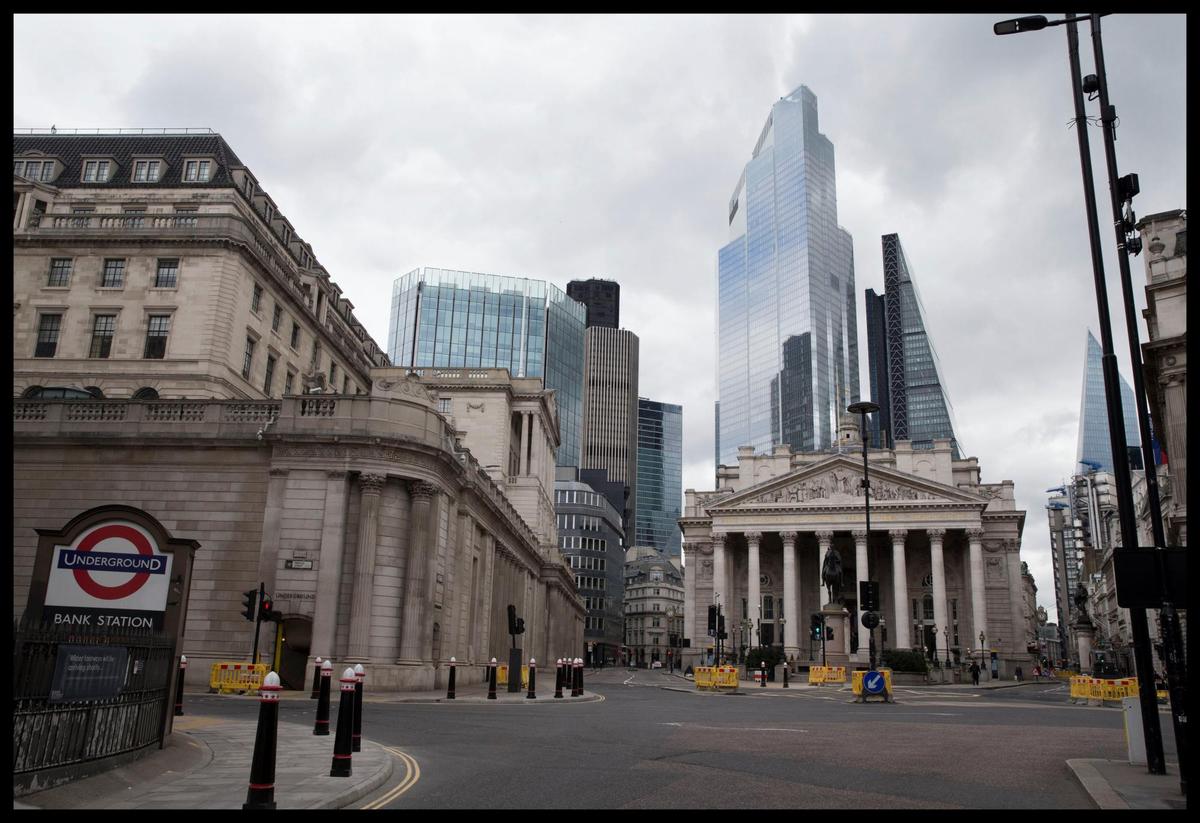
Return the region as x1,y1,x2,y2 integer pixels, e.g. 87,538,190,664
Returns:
864,233,963,456
1076,330,1142,474
716,85,859,465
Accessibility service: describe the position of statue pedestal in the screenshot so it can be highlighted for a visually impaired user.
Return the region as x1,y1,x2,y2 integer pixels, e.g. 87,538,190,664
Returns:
820,605,851,669
1073,617,1095,675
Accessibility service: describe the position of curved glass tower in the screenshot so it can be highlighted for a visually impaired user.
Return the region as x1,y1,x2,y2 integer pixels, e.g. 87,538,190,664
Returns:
1076,329,1141,474
716,85,859,466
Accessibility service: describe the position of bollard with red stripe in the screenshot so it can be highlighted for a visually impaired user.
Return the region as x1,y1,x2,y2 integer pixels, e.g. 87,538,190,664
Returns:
554,658,564,699
446,656,457,700
783,663,789,688
352,663,365,753
330,668,357,777
760,661,767,688
174,655,187,716
571,657,581,697
243,671,282,809
578,656,586,696
310,656,323,699
526,658,537,699
487,657,497,699
313,658,333,736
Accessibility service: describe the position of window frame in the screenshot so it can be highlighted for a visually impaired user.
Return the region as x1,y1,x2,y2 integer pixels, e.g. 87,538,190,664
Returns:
131,159,162,183
82,159,112,183
34,312,63,358
89,313,118,359
154,258,180,289
47,257,73,288
143,313,171,359
251,283,264,314
242,335,257,380
183,158,212,183
263,352,278,396
100,258,126,289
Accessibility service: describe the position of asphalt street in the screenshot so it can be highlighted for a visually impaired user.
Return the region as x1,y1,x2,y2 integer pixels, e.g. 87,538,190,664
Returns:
183,668,1176,809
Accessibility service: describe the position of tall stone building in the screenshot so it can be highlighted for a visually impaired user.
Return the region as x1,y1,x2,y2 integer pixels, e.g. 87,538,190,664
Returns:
623,545,685,667
579,325,640,541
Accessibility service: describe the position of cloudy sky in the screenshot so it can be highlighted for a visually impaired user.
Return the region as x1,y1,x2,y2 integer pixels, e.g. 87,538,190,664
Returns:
14,14,1186,615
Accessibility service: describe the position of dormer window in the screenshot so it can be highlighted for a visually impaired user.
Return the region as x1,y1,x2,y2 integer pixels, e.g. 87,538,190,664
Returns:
183,159,211,182
264,202,274,223
82,160,111,182
282,225,292,245
132,160,162,182
15,159,55,182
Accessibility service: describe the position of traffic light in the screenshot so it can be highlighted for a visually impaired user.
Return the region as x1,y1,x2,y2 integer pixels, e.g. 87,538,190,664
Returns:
507,604,522,635
859,580,880,612
515,617,525,635
810,613,821,641
708,604,717,636
241,589,258,621
259,595,282,623
717,614,726,640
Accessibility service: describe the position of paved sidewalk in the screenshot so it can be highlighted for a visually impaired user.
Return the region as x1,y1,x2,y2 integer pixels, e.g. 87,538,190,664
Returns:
15,717,393,810
1067,759,1186,810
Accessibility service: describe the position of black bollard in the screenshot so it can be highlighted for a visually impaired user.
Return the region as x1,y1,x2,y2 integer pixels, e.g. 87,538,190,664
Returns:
330,667,357,777
352,663,364,753
554,658,564,699
174,655,187,716
783,664,789,688
313,658,333,736
577,657,585,696
310,656,323,699
572,657,581,697
447,656,457,700
527,658,537,699
243,671,282,809
760,661,767,688
487,657,497,700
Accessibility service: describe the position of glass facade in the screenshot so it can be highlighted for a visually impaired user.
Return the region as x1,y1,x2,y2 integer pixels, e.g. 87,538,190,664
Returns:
388,267,586,467
716,85,859,465
635,398,683,558
1076,330,1141,474
865,234,962,456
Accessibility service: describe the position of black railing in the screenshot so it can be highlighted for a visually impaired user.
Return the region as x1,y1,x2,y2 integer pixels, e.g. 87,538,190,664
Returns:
12,620,175,775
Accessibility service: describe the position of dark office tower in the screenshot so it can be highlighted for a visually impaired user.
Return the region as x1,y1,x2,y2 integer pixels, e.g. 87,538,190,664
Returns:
566,279,620,329
864,234,962,457
1076,329,1142,474
716,85,859,466
388,268,586,467
635,398,683,558
580,326,640,541
864,289,891,449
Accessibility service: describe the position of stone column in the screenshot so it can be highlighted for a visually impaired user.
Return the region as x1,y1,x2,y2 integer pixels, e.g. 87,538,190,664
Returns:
746,532,762,649
683,542,697,651
928,528,949,662
890,529,911,649
258,468,289,603
815,530,834,607
346,474,385,662
712,533,727,619
312,471,348,666
478,535,496,663
453,510,474,659
1005,540,1026,657
781,531,799,659
421,494,445,661
397,480,439,664
967,527,987,658
852,529,869,655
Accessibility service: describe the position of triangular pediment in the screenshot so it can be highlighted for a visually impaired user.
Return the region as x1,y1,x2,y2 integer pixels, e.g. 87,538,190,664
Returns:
708,454,986,512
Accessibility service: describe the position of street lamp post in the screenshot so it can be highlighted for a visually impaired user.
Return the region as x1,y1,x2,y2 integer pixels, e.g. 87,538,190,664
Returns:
930,625,940,669
848,400,881,672
944,626,951,669
980,631,987,680
993,12,1175,781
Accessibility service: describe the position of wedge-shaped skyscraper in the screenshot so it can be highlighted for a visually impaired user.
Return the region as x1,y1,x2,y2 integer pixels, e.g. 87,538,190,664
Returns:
1076,329,1141,474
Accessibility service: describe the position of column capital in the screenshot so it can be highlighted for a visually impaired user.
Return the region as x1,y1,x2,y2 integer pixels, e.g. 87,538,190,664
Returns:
927,527,947,540
889,528,908,542
779,530,799,543
712,532,728,548
326,470,348,480
851,529,868,542
966,527,986,540
744,531,763,544
408,480,440,502
814,530,835,543
359,473,386,494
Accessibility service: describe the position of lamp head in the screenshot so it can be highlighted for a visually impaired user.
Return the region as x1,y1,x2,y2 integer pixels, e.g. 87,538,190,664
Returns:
847,401,880,416
993,15,1048,35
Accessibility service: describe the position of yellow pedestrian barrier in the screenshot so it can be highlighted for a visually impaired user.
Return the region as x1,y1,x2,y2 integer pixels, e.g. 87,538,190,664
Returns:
851,669,893,698
209,661,269,694
694,666,715,690
496,665,529,687
807,665,848,685
808,667,826,685
1067,676,1141,706
693,666,739,691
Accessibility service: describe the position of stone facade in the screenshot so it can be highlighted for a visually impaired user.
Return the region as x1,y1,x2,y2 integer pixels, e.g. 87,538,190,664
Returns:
624,546,684,667
680,418,1030,676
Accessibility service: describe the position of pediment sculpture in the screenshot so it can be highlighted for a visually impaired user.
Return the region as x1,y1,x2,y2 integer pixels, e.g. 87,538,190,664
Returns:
745,469,939,505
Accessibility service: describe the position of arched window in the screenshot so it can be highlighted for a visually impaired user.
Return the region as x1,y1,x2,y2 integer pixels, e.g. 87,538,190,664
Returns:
922,594,935,621
132,387,159,400
21,386,95,399
84,386,105,399
21,385,44,398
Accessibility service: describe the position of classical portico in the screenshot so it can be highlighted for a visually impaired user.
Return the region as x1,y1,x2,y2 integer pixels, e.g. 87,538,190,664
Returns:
680,435,1028,676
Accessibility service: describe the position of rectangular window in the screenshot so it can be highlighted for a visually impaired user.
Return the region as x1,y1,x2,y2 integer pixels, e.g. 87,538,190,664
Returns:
264,354,277,396
41,162,54,182
329,362,338,387
143,314,170,359
132,160,161,182
154,259,179,288
101,258,125,288
242,336,256,379
82,160,110,182
284,371,295,396
342,376,350,395
47,258,72,287
184,159,211,182
89,314,117,358
251,283,263,313
272,303,282,332
35,314,61,358
290,321,301,349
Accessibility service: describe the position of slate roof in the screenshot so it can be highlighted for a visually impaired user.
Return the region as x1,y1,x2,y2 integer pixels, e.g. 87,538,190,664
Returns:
12,133,246,189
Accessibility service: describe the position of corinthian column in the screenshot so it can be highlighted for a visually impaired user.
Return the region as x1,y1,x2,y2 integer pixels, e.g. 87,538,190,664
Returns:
890,529,910,649
683,542,698,650
712,533,727,618
815,530,834,608
967,527,986,657
346,474,386,662
781,531,799,658
746,531,762,648
852,529,869,655
928,528,948,661
397,480,439,664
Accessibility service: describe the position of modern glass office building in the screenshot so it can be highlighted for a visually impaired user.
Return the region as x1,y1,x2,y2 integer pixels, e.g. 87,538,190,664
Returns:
716,85,859,466
634,398,683,557
388,268,586,467
1076,330,1142,474
864,233,963,456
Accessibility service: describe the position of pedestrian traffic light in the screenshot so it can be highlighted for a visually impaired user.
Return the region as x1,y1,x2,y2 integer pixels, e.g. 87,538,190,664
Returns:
717,614,726,639
259,595,282,623
241,588,258,621
708,604,717,635
507,603,519,635
810,613,821,640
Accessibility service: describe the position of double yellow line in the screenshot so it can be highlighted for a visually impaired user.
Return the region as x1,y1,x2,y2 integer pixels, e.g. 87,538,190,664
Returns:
360,746,420,809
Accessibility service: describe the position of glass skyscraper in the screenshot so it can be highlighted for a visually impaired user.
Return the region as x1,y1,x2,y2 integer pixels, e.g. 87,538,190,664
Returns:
635,397,682,558
864,233,963,456
716,85,859,466
1076,330,1141,474
388,267,586,467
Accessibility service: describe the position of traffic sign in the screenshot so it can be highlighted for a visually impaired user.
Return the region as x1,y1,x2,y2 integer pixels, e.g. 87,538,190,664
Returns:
861,610,879,629
863,670,886,695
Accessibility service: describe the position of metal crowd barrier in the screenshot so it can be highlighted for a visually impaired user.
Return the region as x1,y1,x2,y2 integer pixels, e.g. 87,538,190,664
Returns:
209,662,269,694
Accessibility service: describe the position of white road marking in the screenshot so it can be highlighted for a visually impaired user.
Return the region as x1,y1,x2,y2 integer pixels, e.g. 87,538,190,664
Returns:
658,722,809,733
